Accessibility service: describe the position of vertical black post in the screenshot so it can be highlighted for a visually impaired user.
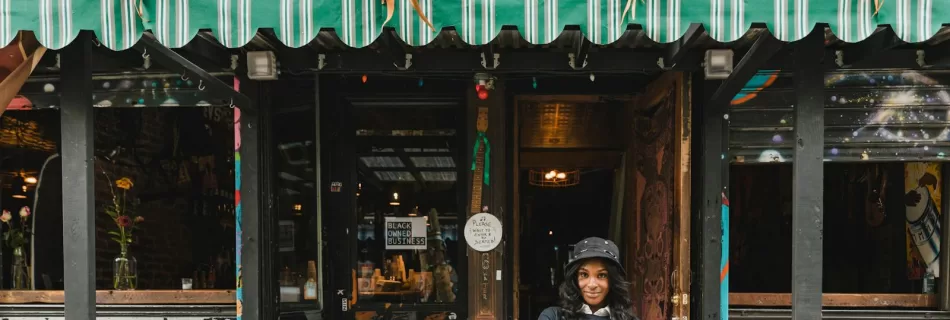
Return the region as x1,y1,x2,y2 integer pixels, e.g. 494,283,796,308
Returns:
791,26,825,320
697,77,724,320
940,163,950,311
240,80,262,320
60,30,95,320
247,78,276,319
487,80,507,320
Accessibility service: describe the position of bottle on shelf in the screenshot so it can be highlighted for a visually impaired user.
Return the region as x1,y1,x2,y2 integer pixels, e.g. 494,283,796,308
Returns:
304,260,318,300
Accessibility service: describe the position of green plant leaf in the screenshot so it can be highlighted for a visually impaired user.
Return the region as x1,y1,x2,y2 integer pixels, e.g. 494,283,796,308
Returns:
108,231,121,237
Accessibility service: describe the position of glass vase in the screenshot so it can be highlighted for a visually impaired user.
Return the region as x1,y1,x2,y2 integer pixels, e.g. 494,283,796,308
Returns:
113,249,138,290
10,247,29,290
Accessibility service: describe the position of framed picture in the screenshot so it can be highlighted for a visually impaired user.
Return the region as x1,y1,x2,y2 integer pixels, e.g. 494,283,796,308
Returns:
278,220,295,252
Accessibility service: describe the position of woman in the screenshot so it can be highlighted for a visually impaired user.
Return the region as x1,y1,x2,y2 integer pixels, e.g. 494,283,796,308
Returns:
539,237,637,320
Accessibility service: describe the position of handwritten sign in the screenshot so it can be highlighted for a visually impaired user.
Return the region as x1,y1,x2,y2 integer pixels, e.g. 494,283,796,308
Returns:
464,213,503,252
384,217,427,250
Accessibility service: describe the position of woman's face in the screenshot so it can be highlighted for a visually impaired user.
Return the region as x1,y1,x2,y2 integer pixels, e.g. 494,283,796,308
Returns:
577,258,610,308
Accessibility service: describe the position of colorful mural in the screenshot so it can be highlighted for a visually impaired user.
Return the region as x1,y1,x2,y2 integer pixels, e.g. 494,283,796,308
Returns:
904,163,942,280
720,193,729,320
730,71,950,163
233,77,244,319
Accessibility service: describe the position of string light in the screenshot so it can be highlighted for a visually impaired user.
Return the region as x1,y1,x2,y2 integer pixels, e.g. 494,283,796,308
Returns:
589,73,596,82
532,77,537,89
418,78,424,87
361,74,368,83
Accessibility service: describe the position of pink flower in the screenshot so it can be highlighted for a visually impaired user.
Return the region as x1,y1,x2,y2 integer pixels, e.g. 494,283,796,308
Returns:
0,210,10,223
18,206,30,218
117,216,132,227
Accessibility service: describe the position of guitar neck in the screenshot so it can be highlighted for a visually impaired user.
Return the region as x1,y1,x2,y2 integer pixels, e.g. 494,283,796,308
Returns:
470,145,485,214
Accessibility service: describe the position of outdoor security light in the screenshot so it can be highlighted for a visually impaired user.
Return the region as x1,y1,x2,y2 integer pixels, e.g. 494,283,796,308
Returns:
704,49,734,80
247,51,278,80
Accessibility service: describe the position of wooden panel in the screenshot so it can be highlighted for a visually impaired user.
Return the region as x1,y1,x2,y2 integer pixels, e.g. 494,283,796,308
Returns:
0,290,236,304
729,293,936,308
671,73,692,320
624,72,678,320
519,150,623,169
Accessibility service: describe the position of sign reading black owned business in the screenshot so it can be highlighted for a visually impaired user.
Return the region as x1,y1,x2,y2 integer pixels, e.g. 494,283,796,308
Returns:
384,217,427,250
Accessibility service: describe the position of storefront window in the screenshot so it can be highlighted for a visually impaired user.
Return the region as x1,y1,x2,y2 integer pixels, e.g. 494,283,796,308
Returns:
0,76,237,305
351,100,464,308
728,70,950,308
270,78,322,312
1,109,60,291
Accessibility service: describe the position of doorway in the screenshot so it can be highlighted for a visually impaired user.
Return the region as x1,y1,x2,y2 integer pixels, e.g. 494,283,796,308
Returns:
509,72,692,320
517,168,618,319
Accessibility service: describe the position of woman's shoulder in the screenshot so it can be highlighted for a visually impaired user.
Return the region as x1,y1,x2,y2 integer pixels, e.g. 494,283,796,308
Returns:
538,307,562,320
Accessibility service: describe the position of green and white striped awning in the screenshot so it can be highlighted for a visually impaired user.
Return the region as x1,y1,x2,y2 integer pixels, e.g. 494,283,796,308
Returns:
1,0,946,50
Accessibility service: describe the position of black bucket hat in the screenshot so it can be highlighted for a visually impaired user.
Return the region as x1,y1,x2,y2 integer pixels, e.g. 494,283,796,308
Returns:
566,237,625,273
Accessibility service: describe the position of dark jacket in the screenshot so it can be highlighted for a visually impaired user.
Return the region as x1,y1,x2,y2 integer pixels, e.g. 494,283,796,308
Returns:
538,307,610,320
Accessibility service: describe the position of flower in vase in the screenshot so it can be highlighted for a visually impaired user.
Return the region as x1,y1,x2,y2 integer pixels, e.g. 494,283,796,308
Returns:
0,210,10,223
18,206,30,218
117,215,132,227
115,177,134,190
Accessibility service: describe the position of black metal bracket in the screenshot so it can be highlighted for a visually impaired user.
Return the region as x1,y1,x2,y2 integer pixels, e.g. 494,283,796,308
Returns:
835,26,903,68
134,32,253,111
709,30,784,107
662,23,705,70
569,32,590,70
481,44,499,70
381,28,413,71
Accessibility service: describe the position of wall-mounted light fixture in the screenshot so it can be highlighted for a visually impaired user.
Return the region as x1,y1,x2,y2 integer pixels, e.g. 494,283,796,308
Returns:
247,51,278,80
704,49,734,80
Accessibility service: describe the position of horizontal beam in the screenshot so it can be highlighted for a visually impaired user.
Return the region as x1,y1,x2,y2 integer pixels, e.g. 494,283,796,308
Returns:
279,49,681,73
729,293,936,308
519,150,623,168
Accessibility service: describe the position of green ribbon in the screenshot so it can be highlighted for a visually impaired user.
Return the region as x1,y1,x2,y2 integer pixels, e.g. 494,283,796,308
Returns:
471,131,491,185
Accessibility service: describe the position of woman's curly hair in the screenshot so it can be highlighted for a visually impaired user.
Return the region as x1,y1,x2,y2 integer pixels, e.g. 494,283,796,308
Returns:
557,258,638,320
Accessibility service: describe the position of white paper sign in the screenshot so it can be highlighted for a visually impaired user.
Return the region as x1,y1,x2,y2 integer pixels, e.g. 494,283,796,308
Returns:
464,213,503,252
384,217,428,250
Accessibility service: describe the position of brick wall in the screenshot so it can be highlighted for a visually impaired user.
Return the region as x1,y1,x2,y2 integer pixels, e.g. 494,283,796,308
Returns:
92,108,235,289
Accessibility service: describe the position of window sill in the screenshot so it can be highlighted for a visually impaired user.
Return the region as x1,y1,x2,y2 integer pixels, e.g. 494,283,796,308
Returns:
730,292,936,308
0,290,235,304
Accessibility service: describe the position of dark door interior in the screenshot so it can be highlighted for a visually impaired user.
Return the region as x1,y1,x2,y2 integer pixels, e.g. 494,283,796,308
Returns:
518,168,615,319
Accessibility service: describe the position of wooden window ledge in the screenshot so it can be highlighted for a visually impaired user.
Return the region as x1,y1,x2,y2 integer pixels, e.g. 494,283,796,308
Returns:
730,292,936,308
0,290,235,304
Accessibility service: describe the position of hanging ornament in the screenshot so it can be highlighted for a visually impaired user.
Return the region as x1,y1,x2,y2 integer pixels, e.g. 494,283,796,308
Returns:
361,74,368,83
532,77,538,89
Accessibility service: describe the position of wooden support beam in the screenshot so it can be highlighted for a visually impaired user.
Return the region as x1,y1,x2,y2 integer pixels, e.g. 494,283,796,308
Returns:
730,293,936,308
0,290,236,304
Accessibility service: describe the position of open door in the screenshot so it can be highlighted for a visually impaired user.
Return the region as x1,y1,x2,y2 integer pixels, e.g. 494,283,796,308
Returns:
622,72,691,320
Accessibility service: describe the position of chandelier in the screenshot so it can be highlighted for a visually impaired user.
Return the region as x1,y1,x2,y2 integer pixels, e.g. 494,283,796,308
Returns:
527,169,580,187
